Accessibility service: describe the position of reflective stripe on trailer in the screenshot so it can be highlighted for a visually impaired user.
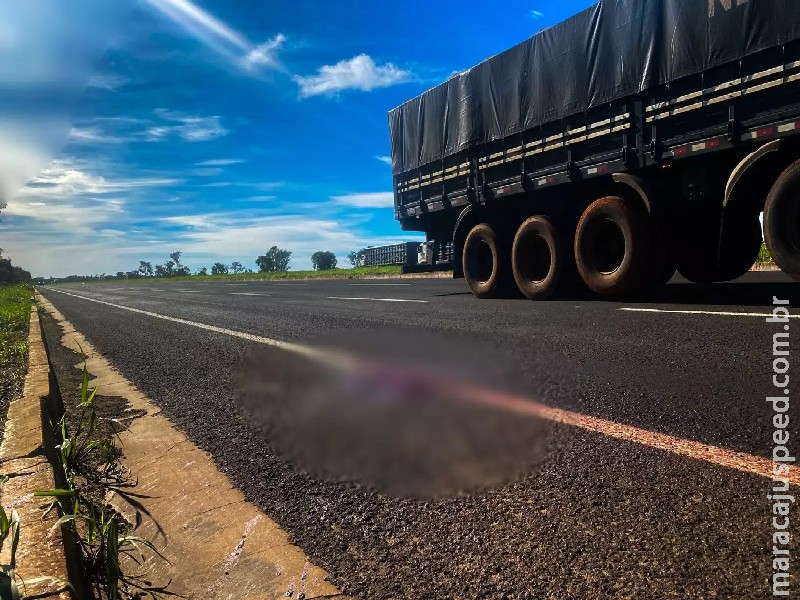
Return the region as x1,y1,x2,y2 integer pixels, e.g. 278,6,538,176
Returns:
671,137,724,157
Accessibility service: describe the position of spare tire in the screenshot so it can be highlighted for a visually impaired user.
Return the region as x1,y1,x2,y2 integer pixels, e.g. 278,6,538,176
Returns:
512,216,571,300
574,196,649,296
462,223,508,299
764,159,800,281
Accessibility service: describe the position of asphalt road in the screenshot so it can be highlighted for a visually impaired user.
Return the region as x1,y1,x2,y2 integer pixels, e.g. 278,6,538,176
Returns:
39,272,798,599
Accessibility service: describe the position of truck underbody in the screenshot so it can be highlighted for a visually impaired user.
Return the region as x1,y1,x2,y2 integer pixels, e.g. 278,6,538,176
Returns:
390,0,800,298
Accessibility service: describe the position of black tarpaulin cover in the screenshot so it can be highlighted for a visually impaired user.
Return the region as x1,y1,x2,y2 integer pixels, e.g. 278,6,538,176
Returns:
389,0,800,174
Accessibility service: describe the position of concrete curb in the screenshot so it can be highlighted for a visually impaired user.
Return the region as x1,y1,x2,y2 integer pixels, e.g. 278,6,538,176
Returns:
0,308,70,598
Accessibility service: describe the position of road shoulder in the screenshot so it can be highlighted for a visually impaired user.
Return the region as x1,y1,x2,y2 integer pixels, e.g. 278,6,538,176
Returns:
0,307,69,598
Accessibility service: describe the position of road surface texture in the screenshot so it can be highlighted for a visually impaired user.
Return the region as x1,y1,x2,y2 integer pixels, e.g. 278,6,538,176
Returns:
39,272,798,599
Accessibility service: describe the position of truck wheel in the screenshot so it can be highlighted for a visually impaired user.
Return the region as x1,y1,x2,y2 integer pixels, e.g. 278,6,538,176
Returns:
574,196,648,295
512,216,568,300
765,159,800,281
462,223,508,299
677,217,761,283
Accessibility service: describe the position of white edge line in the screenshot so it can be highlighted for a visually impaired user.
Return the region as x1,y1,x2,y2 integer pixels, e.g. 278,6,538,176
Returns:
327,296,429,303
348,284,411,287
619,307,800,318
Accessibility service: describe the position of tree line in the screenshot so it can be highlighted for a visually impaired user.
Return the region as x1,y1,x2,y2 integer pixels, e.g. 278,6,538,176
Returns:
0,249,31,284
73,247,344,281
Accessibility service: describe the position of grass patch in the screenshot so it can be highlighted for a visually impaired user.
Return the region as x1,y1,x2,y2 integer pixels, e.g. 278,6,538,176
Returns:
757,242,774,264
0,285,32,374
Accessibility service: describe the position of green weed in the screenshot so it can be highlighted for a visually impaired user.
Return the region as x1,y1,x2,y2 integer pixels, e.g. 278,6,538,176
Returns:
0,475,21,600
36,362,162,599
0,285,31,372
757,242,774,264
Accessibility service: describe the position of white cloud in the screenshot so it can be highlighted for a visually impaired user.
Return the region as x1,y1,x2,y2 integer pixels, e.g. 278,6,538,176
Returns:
3,158,181,238
243,34,287,71
69,111,229,145
3,198,422,276
15,159,181,199
332,192,394,208
202,181,233,188
375,155,393,166
69,126,124,144
530,10,544,20
294,54,411,98
195,158,243,166
150,109,228,142
161,214,215,228
143,0,286,76
87,72,128,90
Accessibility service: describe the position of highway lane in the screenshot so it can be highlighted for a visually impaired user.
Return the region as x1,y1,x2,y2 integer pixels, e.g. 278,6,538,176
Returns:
39,272,798,598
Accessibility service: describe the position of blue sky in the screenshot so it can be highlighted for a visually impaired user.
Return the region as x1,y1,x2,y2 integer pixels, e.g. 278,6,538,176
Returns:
0,0,594,277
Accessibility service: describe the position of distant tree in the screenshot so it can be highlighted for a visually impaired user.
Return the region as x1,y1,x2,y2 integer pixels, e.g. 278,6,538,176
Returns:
256,246,291,273
311,251,338,271
170,251,183,268
115,271,126,279
230,261,245,274
126,270,140,279
211,262,228,275
197,267,208,276
138,261,153,277
347,250,364,267
175,265,191,277
156,260,175,277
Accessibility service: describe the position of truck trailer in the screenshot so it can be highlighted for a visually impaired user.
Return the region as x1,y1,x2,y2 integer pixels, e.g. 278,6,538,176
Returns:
389,0,800,299
360,243,421,267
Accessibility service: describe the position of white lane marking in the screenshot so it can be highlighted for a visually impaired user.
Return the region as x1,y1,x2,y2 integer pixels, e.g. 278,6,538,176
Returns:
620,307,800,318
348,283,411,287
176,290,202,293
327,296,429,303
230,292,270,296
46,288,794,485
48,289,348,366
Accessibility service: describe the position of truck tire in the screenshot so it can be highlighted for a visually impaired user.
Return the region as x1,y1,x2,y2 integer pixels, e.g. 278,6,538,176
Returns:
764,159,800,281
677,216,762,283
462,223,508,299
512,216,570,300
574,196,649,296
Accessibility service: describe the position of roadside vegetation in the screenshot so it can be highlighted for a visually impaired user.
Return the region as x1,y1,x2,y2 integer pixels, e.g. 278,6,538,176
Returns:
757,242,775,264
0,286,31,379
38,246,407,284
0,284,32,443
36,361,163,599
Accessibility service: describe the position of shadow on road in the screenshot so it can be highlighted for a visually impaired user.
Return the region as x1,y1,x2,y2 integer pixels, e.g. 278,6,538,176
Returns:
625,280,798,307
443,271,796,306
